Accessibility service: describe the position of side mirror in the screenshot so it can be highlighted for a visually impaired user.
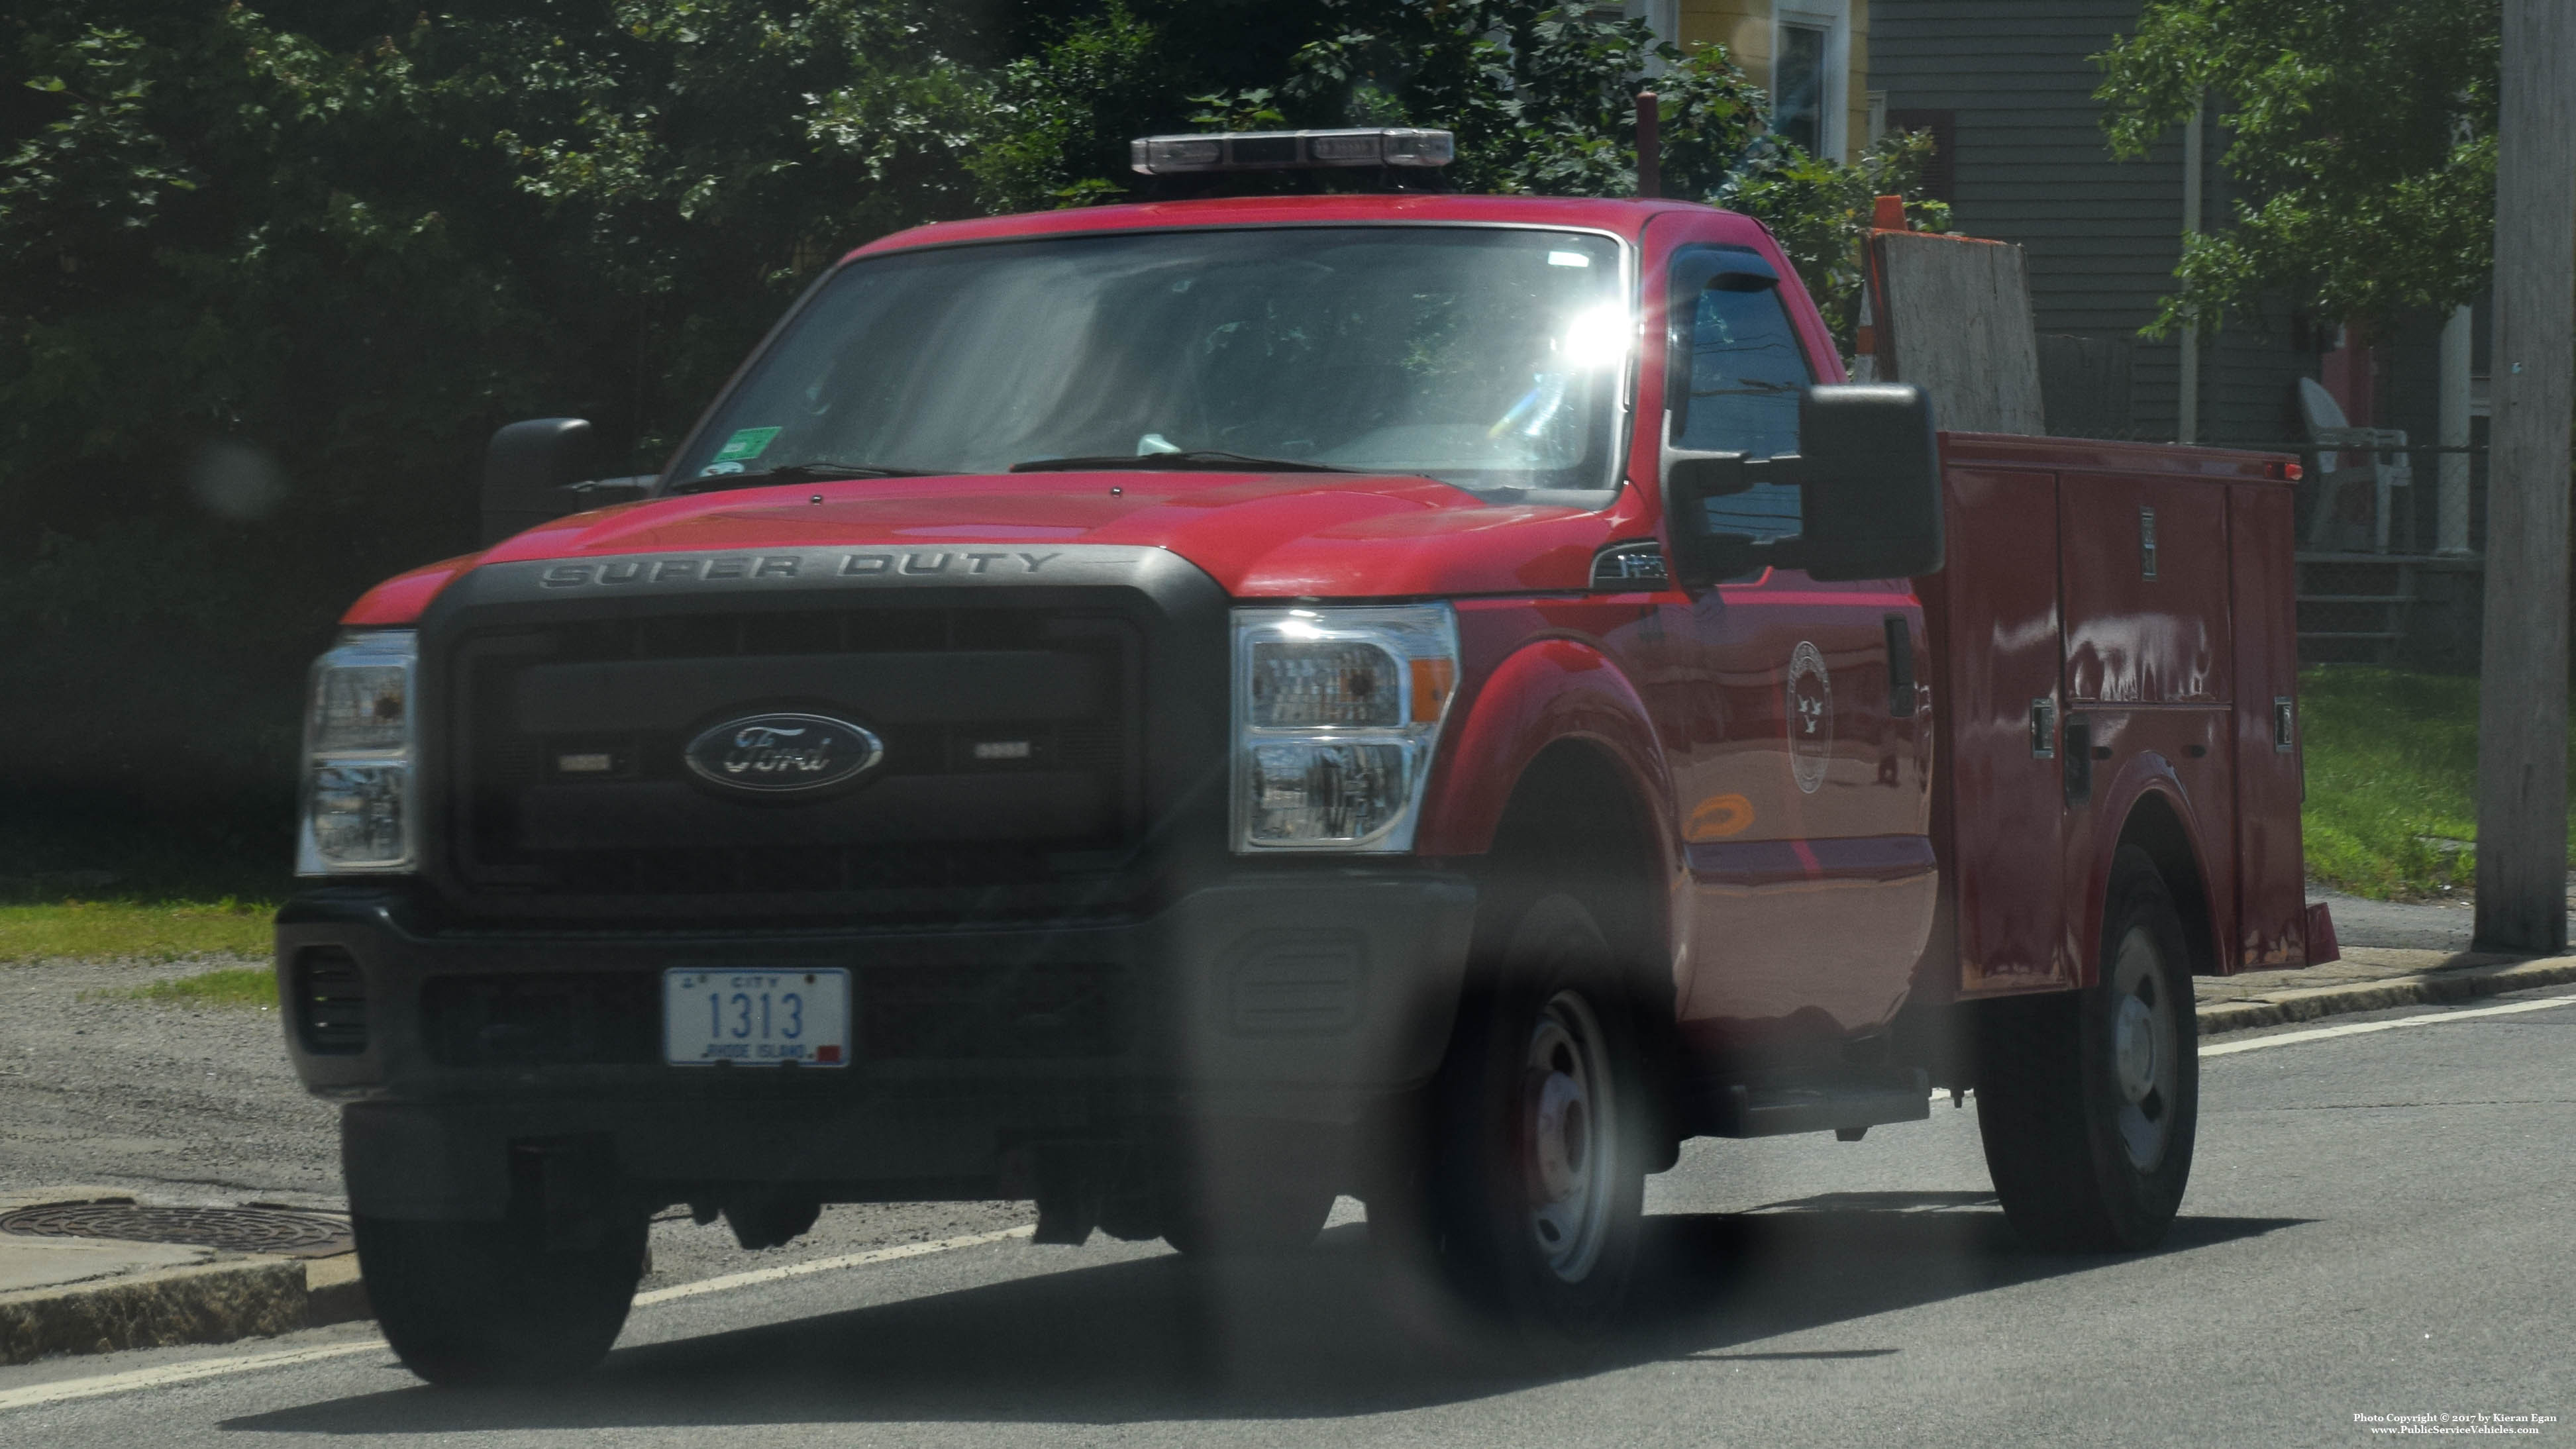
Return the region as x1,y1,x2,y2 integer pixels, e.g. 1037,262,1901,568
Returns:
1660,383,1943,589
1798,383,1943,582
480,418,594,546
1662,452,1783,589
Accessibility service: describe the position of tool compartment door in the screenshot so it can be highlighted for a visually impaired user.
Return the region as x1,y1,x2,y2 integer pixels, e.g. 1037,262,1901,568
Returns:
2059,470,2238,975
1924,466,2068,992
2230,480,2308,968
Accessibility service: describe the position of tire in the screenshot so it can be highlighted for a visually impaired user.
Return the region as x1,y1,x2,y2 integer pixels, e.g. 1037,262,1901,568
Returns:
356,1208,648,1386
1976,846,2199,1251
1372,891,1647,1345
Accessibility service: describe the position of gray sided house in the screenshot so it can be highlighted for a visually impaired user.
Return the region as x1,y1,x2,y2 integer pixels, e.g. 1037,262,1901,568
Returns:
1867,1,2492,669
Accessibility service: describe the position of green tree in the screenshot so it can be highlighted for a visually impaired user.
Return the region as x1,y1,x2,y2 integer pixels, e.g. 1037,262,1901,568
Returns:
2095,0,2500,334
0,1,997,801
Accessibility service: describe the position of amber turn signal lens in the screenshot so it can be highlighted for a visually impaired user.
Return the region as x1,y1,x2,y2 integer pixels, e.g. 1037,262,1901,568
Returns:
1410,658,1457,723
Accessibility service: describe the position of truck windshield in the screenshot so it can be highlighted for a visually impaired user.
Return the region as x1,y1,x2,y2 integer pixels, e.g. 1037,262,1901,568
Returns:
672,226,1628,495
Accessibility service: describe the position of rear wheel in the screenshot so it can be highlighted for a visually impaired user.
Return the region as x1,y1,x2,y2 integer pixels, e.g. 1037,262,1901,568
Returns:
1976,846,2199,1250
1374,892,1646,1345
356,1208,648,1386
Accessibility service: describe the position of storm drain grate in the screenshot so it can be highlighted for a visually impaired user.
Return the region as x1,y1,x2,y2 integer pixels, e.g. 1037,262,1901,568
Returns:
0,1202,354,1258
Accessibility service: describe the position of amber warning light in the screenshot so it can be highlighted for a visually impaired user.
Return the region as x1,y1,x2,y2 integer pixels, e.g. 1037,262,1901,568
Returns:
1131,128,1456,175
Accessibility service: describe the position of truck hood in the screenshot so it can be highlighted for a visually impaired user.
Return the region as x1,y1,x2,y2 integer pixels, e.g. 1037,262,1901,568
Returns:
346,470,1634,625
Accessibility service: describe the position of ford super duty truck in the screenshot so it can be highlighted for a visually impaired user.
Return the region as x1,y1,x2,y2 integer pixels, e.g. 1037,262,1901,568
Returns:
278,126,2324,1383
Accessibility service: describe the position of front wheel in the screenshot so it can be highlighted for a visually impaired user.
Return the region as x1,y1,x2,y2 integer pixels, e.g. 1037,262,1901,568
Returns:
1976,846,2200,1250
1374,892,1647,1345
356,1209,648,1386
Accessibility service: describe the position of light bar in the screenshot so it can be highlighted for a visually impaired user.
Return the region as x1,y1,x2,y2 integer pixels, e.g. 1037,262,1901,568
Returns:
1130,128,1455,175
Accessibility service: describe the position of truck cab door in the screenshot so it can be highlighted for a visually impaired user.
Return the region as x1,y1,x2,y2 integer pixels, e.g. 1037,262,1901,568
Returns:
1648,227,1939,1046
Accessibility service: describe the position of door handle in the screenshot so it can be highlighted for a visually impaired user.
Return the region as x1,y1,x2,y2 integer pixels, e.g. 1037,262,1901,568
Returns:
2030,697,2056,760
2063,713,2092,805
1883,615,1915,717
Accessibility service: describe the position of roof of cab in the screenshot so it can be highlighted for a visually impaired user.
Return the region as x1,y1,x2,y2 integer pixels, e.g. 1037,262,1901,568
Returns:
843,192,1749,264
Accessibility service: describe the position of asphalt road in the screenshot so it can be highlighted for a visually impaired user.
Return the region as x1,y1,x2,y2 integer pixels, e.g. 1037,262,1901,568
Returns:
5,983,2567,1449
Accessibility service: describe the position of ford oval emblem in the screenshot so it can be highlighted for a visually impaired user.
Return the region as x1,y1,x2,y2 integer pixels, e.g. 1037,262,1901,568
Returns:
684,712,883,796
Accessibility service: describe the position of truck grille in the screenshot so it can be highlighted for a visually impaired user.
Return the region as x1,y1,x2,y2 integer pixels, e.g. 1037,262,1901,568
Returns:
444,603,1146,923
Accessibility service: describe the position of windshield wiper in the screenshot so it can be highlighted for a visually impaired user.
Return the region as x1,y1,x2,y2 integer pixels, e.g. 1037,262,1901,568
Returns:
1009,449,1362,475
668,460,939,495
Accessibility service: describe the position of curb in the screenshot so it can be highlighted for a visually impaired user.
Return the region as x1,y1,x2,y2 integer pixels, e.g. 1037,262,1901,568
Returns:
0,1258,307,1368
2195,956,2576,1036
304,1254,372,1328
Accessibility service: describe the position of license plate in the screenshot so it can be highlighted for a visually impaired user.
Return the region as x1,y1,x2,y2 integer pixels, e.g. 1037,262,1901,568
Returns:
663,969,850,1068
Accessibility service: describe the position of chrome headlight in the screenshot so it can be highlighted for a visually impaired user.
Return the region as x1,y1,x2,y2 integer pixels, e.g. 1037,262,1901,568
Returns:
1231,604,1460,852
296,630,418,875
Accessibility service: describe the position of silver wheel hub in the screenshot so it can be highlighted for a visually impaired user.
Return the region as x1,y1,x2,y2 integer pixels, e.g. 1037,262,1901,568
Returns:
2108,925,2179,1172
2114,995,2158,1103
1522,991,1616,1284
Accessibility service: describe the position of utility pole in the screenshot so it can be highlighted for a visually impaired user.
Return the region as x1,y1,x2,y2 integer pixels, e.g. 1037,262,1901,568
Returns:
2474,0,2575,954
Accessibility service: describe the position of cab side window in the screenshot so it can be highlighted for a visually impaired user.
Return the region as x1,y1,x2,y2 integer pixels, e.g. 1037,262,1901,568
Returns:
1676,276,1814,539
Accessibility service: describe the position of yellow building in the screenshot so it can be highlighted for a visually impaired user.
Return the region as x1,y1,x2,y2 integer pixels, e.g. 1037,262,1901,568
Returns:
1644,0,1874,163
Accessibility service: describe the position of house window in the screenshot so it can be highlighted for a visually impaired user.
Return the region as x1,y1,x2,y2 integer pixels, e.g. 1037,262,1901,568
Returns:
1774,22,1830,155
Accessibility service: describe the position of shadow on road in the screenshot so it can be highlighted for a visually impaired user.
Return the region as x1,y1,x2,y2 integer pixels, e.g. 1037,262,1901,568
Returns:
225,1197,2305,1434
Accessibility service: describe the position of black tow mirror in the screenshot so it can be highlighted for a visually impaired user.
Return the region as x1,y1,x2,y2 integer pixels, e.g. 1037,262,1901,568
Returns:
1663,452,1784,589
1661,384,1943,589
1797,383,1943,582
480,418,594,546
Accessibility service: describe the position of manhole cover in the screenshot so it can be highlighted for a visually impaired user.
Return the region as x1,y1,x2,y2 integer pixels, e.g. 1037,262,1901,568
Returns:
0,1203,353,1258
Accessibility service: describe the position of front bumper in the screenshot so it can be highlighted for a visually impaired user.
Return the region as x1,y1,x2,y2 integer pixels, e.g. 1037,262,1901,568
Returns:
278,870,1475,1217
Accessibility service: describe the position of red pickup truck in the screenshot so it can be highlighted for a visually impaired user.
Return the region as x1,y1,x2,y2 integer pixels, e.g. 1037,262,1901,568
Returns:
278,129,2320,1383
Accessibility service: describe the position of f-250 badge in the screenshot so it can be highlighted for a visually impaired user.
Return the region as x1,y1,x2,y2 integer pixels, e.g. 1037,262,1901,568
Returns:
1786,641,1831,794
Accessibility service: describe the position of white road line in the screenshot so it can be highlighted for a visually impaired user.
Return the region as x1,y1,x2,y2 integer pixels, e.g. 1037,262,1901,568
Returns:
0,1341,388,1413
632,1223,1035,1306
2204,990,2576,1057
0,1223,1037,1414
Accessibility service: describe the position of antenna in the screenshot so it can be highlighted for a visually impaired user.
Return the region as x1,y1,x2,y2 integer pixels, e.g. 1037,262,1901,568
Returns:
1635,91,1661,199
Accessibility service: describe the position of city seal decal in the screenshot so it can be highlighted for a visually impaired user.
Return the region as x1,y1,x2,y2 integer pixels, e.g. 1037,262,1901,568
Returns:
684,712,884,796
1786,641,1831,795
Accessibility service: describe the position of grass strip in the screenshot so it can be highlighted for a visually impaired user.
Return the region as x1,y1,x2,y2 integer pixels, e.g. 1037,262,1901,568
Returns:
0,899,274,964
2298,666,2576,901
122,964,278,1009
